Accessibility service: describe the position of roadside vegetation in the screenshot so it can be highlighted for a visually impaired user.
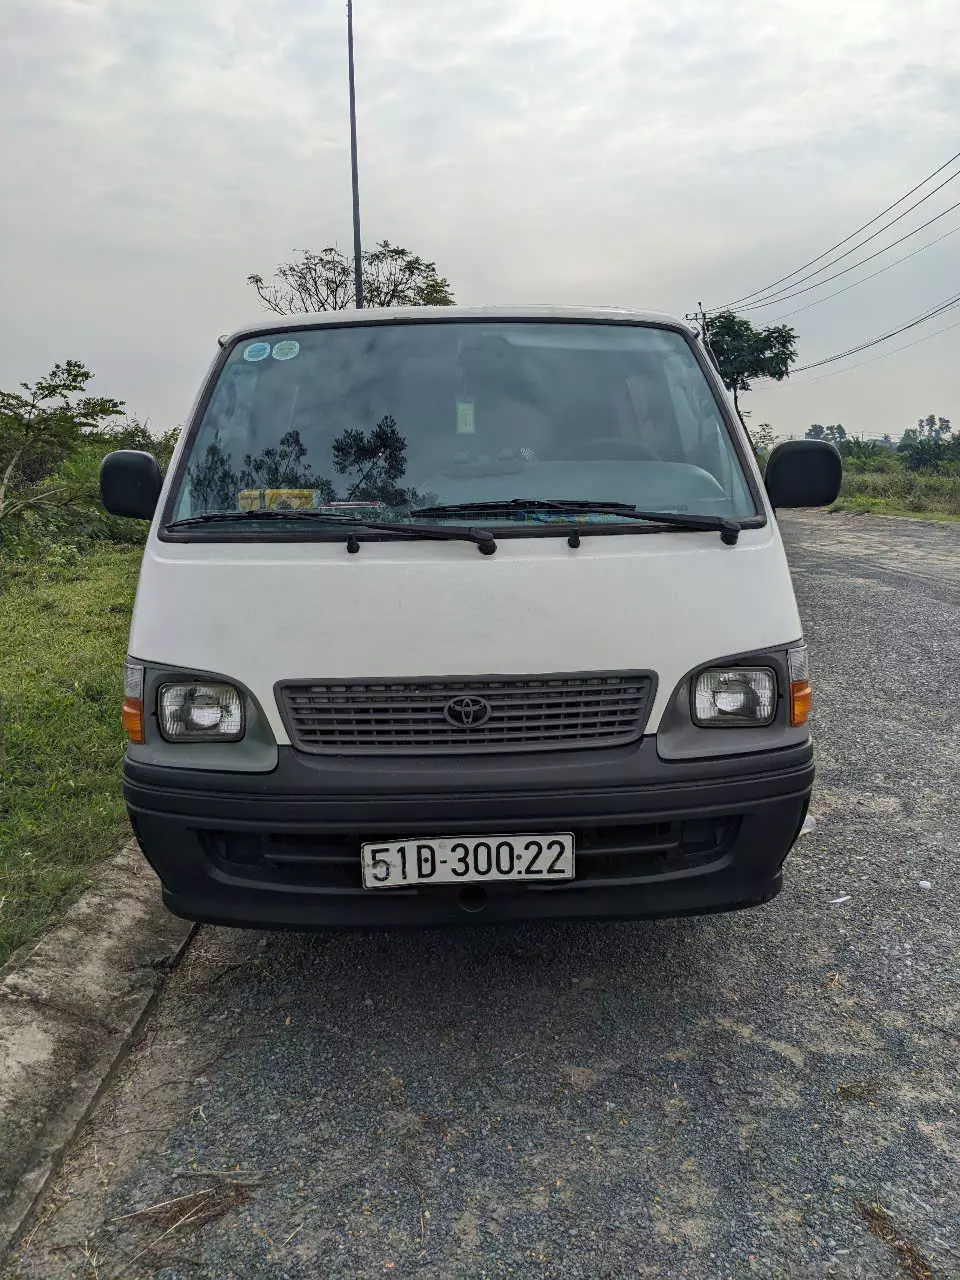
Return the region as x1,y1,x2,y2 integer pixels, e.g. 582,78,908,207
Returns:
833,469,960,519
0,363,176,963
807,418,960,519
0,546,142,963
702,312,957,521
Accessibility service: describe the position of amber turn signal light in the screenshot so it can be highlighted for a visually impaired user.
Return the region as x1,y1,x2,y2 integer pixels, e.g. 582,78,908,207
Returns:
790,680,812,727
122,696,145,744
123,658,145,744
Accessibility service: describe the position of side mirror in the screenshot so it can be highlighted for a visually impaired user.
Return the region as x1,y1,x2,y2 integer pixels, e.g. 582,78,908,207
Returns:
764,440,842,509
100,450,163,520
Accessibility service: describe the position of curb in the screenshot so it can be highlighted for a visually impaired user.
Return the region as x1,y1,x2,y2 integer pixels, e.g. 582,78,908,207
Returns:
0,843,194,1259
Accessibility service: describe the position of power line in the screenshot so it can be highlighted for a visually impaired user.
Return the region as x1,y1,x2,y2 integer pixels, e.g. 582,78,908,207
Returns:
713,168,960,312
793,314,960,382
707,147,960,312
790,289,960,373
768,222,960,321
736,198,960,312
711,149,960,310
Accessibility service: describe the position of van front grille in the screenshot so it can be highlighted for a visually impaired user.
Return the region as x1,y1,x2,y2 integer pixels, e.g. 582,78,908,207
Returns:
276,671,655,755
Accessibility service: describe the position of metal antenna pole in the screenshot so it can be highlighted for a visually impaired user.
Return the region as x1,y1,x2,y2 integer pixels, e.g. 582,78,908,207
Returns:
347,0,363,308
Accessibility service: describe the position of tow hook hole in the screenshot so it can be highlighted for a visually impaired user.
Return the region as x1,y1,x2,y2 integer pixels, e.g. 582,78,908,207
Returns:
458,886,488,912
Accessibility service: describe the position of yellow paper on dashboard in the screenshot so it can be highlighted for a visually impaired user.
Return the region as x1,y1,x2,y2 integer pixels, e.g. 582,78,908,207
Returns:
237,489,316,511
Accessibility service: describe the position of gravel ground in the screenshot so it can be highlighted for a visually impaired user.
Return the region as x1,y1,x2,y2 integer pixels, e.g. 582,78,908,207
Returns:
5,511,960,1280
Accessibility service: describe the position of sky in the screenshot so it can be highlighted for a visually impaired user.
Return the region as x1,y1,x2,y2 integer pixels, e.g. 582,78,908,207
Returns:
2,0,959,439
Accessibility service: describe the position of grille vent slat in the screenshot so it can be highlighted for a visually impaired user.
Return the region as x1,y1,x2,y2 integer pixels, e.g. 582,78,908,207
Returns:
278,671,655,755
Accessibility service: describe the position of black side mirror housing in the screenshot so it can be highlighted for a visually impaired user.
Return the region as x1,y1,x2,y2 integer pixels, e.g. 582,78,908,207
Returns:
764,439,842,509
100,450,163,520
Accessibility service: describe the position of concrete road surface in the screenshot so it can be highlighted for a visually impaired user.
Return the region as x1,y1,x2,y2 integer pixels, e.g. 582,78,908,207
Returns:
5,511,960,1280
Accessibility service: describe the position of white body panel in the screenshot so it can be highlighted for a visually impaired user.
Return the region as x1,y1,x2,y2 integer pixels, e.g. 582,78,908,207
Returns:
130,306,801,746
129,522,800,744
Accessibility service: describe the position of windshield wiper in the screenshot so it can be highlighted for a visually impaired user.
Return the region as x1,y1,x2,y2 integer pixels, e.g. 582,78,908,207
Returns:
165,509,497,555
412,499,741,544
414,498,638,517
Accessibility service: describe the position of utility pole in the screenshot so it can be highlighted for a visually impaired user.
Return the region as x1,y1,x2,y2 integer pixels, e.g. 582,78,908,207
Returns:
347,0,363,308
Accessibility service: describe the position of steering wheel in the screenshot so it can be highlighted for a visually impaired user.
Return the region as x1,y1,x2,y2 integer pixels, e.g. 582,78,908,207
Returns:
553,437,659,462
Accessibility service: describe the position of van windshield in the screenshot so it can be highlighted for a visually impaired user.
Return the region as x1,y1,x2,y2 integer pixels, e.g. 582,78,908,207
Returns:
167,321,758,529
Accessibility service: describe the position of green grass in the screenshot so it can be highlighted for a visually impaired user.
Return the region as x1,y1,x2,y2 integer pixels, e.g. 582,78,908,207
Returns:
830,469,960,520
0,545,141,965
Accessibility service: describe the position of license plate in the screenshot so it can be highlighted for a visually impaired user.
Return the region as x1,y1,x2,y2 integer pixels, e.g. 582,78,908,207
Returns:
361,833,575,889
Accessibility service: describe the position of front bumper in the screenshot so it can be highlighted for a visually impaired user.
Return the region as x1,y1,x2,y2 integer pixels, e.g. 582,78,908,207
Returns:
123,738,813,928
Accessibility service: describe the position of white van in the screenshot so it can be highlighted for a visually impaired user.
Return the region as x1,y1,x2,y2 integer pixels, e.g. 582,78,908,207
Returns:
101,306,841,929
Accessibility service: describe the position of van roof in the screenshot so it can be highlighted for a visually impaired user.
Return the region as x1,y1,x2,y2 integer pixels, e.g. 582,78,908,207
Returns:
224,305,693,343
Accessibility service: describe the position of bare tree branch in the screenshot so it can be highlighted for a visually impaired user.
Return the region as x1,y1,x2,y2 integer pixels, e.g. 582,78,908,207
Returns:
247,242,454,315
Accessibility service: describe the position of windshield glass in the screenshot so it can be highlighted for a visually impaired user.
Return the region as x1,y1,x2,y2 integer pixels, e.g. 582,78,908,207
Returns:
167,321,757,527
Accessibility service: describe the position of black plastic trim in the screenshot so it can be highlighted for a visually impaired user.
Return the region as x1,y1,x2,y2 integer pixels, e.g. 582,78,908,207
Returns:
123,740,812,927
123,736,813,807
126,660,278,772
156,518,768,546
657,641,809,760
273,668,658,756
765,439,843,510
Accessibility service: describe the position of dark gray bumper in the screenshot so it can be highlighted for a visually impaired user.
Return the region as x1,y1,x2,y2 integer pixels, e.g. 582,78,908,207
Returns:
123,738,814,928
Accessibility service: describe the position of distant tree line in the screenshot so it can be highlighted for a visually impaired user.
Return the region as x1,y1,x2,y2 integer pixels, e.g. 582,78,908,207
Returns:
805,415,958,473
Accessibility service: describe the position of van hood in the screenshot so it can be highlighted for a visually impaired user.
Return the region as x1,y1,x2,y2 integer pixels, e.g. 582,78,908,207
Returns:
129,524,801,742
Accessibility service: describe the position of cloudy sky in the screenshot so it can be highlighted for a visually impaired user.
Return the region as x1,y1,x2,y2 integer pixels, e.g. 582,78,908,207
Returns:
2,0,959,438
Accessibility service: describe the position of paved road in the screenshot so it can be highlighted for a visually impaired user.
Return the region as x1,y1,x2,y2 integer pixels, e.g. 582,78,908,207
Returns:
6,513,960,1280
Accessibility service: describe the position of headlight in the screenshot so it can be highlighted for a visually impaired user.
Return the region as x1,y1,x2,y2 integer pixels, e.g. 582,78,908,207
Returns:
158,682,244,741
693,668,777,727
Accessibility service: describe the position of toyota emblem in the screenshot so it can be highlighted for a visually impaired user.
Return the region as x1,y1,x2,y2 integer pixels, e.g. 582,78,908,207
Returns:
443,695,492,729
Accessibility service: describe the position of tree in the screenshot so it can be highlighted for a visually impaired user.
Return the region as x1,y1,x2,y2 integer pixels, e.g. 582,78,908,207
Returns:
332,414,415,505
54,422,181,521
248,241,454,314
95,419,180,471
916,413,951,441
238,429,332,494
185,442,241,513
837,437,890,466
0,361,123,525
183,420,418,514
703,311,798,421
805,423,845,445
898,416,954,472
751,423,776,453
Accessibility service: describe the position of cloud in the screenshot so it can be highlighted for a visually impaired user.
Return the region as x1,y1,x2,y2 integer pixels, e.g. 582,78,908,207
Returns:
1,0,959,433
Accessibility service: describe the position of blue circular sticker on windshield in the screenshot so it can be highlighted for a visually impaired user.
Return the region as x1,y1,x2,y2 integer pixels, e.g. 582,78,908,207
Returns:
272,340,300,361
243,341,271,362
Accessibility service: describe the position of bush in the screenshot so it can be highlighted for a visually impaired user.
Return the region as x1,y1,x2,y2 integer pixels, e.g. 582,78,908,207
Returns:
0,423,179,559
841,451,901,474
834,469,960,517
